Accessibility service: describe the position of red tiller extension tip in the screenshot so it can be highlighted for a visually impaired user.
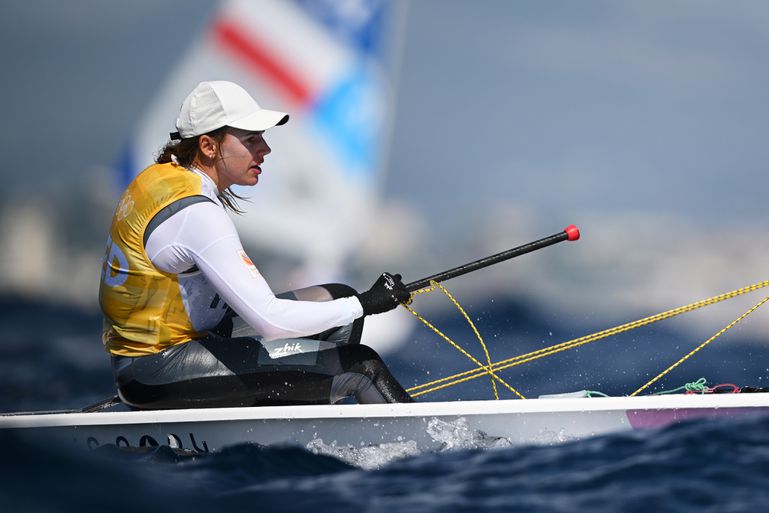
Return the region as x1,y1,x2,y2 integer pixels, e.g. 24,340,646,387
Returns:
564,225,580,241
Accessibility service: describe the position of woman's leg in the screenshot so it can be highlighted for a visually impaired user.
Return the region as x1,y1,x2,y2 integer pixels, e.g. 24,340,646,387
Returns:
328,344,414,404
113,334,412,409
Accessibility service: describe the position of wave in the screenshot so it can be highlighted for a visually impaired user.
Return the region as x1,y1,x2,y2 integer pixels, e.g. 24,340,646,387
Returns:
3,412,769,512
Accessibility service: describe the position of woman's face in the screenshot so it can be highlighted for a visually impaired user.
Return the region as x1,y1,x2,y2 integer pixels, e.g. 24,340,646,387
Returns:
213,128,272,190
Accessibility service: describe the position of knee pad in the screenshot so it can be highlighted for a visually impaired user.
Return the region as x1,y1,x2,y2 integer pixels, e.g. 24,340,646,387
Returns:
337,344,385,377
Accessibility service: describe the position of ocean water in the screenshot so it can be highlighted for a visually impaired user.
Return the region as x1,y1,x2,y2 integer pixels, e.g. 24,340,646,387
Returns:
2,295,769,512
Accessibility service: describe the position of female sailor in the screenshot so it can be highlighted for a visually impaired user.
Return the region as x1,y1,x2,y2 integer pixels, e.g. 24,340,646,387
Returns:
99,80,412,409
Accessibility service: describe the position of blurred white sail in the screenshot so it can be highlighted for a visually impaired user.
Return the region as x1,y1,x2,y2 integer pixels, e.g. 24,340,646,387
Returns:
118,0,405,282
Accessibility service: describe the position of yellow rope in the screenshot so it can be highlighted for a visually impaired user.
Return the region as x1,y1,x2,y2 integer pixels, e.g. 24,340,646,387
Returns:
630,294,769,396
404,280,523,399
405,279,769,398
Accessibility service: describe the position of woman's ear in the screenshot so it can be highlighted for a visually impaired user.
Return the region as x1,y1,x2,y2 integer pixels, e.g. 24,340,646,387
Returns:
198,135,218,160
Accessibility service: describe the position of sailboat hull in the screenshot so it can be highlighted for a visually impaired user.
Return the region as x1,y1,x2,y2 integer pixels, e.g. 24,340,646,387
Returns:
2,394,768,453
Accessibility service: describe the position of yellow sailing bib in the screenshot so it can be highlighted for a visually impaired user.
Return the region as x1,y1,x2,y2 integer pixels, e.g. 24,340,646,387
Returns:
99,162,210,356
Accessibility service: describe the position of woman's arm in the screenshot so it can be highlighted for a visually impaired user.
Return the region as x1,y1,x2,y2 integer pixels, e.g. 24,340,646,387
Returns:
145,201,363,340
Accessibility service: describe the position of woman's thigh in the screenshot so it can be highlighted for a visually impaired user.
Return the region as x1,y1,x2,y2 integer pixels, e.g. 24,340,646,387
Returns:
113,335,348,409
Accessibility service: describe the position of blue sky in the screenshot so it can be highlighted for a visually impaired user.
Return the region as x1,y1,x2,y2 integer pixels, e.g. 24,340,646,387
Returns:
387,1,769,234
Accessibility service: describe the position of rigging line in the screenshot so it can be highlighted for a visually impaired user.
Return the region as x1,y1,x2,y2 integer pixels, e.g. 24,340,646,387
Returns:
651,377,709,395
404,281,522,399
403,304,521,398
430,280,498,399
407,279,769,397
630,295,769,397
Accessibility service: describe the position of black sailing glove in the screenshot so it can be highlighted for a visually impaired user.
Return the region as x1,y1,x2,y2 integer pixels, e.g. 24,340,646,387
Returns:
357,272,410,316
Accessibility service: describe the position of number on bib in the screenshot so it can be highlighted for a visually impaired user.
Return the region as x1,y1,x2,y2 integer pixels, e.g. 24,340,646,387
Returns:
102,235,129,287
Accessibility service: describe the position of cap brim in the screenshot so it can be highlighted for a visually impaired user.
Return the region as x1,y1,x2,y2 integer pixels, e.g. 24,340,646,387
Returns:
228,109,289,132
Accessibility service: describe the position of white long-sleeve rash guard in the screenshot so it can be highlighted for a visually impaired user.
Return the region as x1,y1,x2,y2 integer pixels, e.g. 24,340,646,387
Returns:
144,175,363,341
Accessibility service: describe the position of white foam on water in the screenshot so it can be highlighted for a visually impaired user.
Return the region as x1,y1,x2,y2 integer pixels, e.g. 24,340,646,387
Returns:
306,437,421,470
306,417,513,469
426,417,514,451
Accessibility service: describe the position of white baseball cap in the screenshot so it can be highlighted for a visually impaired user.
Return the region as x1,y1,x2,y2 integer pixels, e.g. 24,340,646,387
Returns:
171,80,289,140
